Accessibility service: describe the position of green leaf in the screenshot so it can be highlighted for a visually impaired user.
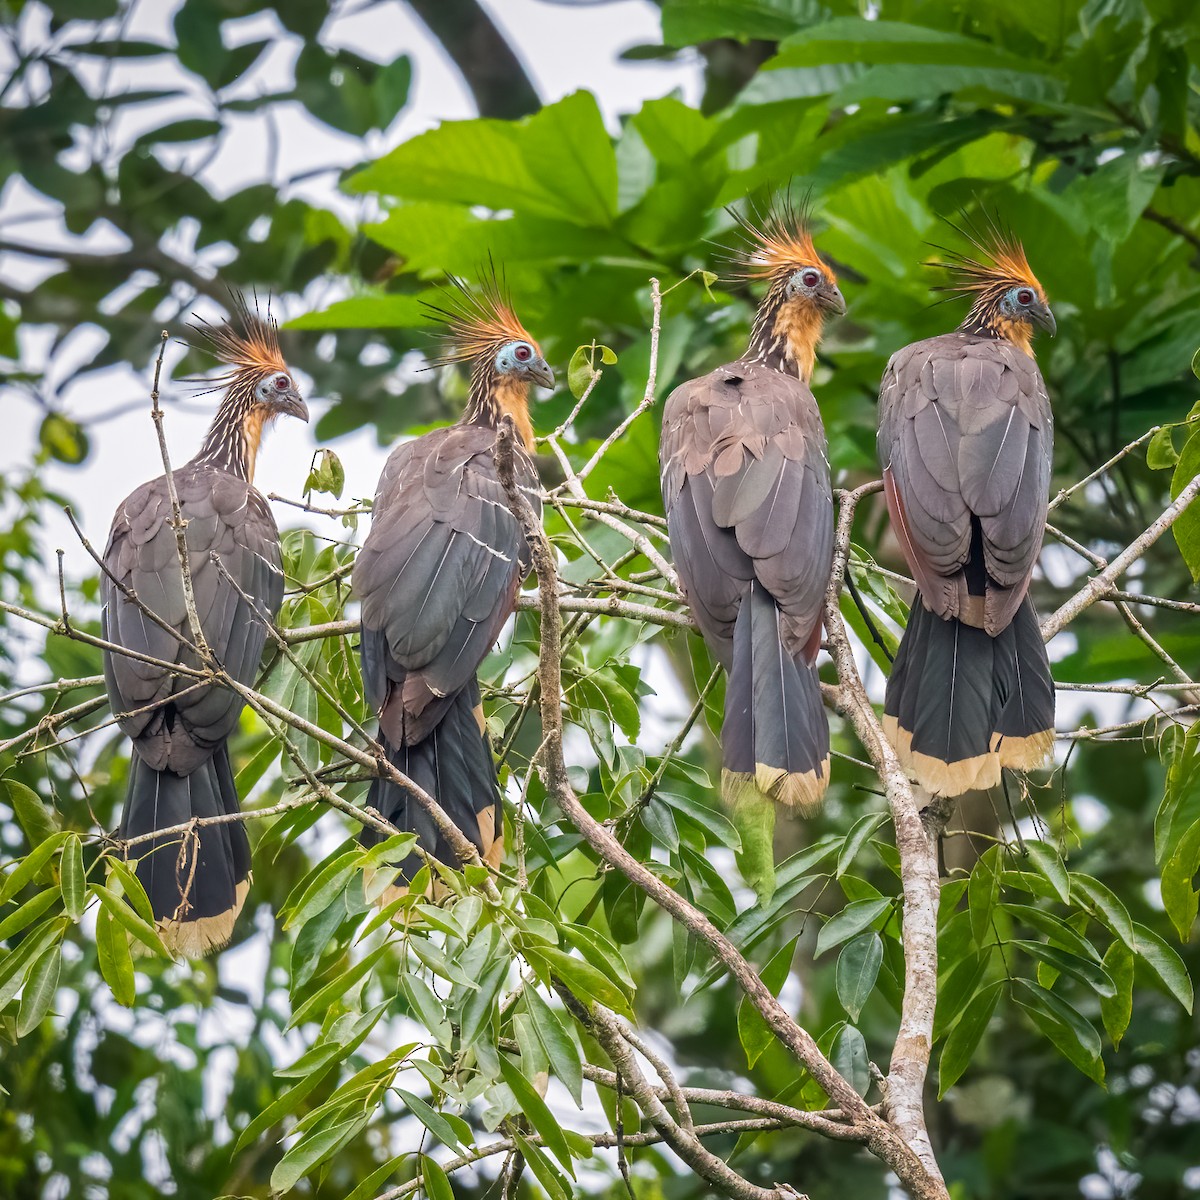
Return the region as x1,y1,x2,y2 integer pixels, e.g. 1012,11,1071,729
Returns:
1011,940,1116,997
95,906,135,1007
351,91,617,228
836,933,883,1022
92,886,167,957
1100,941,1134,1048
968,846,1002,945
513,1133,572,1200
1147,426,1180,470
59,836,86,921
0,888,60,942
395,1089,465,1153
0,833,70,905
1023,841,1070,905
1169,426,1200,581
527,946,634,1019
304,448,345,500
830,1024,870,1096
4,780,60,849
499,1053,575,1176
1192,345,1200,382
1161,818,1200,941
837,812,888,877
1013,979,1104,1083
421,1159,454,1200
1132,921,1193,1013
938,979,1002,1097
1071,874,1135,949
732,789,776,902
270,1116,365,1192
524,985,584,1107
17,943,61,1036
816,898,891,958
737,937,797,1068
282,848,359,931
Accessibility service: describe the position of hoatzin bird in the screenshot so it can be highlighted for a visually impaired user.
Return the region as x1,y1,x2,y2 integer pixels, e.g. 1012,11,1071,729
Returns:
660,203,845,818
878,220,1056,796
102,299,308,956
353,278,553,891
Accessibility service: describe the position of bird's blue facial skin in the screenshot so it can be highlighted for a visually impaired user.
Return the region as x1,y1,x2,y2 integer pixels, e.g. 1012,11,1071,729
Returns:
1002,286,1033,317
495,340,536,374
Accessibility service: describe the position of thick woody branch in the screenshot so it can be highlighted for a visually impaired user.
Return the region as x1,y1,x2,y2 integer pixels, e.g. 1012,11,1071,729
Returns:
1042,470,1200,639
825,483,949,1195
495,421,944,1200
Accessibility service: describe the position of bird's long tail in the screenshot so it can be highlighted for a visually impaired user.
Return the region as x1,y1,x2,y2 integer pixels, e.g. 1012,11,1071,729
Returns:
362,678,503,896
120,746,250,957
720,581,829,816
882,595,1054,797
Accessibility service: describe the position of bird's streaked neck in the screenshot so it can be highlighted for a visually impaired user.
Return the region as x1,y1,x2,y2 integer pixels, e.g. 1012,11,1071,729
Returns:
747,290,824,383
463,363,535,450
961,298,1035,357
193,382,267,482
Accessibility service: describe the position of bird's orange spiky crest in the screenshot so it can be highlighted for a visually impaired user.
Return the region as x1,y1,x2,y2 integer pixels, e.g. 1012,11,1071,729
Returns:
929,212,1048,351
423,268,542,368
191,291,288,385
424,266,544,449
726,194,835,285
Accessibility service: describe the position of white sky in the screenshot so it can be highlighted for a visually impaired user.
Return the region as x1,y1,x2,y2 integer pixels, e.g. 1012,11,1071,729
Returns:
1,0,702,557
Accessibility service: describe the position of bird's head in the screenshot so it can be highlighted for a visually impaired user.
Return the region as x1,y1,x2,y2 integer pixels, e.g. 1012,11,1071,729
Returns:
425,269,554,450
728,197,845,382
191,295,308,481
931,215,1055,355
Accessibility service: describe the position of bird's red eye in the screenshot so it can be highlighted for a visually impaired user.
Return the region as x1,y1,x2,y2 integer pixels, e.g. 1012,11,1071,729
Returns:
275,374,290,391
1017,289,1034,306
515,344,532,362
802,270,820,288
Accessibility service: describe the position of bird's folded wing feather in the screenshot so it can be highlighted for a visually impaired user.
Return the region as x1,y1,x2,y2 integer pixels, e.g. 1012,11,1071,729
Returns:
878,335,1052,630
102,466,282,763
661,361,833,660
354,425,537,712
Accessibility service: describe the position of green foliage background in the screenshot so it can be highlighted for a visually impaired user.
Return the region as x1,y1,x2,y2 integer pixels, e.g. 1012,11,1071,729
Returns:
2,1,1200,1198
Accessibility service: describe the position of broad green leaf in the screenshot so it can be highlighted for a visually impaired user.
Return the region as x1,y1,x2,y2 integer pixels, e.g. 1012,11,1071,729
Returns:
0,832,70,905
499,1053,575,1176
421,1159,455,1200
59,836,86,921
270,1116,365,1192
92,886,167,957
1023,841,1070,905
1011,940,1116,998
1170,427,1200,580
0,918,66,1009
816,898,891,958
737,937,797,1068
528,947,634,1019
732,789,776,901
1001,903,1102,962
513,1133,572,1200
837,812,888,877
282,847,359,931
969,846,1002,944
1147,426,1179,470
1013,979,1104,1083
17,943,61,1036
1161,819,1200,941
95,907,135,1007
830,1024,870,1096
4,780,60,848
524,985,584,1107
1100,941,1134,1048
939,980,1002,1097
836,932,883,1022
1133,921,1193,1012
0,888,60,942
395,1089,465,1153
1071,874,1135,949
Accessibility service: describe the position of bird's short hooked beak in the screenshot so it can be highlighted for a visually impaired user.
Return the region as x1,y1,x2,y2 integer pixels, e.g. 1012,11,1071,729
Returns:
821,284,847,316
529,360,555,392
1031,304,1056,337
283,394,310,422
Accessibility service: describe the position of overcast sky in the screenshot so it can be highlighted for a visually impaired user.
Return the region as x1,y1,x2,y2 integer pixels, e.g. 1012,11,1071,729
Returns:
1,0,702,557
